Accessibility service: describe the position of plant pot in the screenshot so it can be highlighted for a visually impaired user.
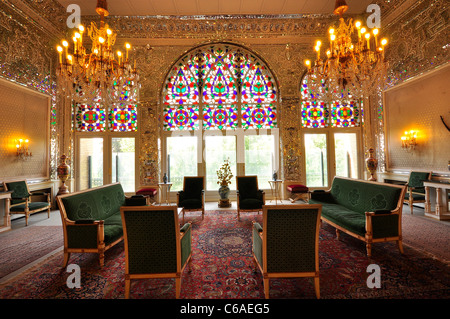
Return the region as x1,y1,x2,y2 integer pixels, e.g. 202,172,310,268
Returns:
218,185,231,208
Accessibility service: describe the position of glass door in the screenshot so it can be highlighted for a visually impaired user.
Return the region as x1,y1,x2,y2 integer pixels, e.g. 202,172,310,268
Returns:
78,137,104,190
304,133,329,188
244,135,275,189
205,135,237,190
166,136,198,191
111,137,136,193
334,133,359,179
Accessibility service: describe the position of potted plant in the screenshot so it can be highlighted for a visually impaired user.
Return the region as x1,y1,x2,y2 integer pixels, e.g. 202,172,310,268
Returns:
217,158,233,207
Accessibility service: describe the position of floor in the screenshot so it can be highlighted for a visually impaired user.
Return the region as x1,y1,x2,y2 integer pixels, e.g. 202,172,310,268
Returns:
9,199,450,230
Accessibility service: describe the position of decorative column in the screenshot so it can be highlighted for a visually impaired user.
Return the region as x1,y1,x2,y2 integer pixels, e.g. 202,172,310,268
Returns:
139,100,160,186
280,96,302,183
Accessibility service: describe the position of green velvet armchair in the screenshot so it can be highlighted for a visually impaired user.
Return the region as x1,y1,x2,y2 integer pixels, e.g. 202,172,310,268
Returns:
177,176,205,222
236,176,265,220
120,205,192,299
3,180,51,226
252,204,322,299
404,171,431,213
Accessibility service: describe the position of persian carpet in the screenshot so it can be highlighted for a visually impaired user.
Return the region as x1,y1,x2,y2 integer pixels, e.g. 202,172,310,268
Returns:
0,226,63,279
0,210,448,299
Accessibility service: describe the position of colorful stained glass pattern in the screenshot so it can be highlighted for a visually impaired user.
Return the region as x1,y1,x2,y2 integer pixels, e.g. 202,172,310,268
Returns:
242,103,277,129
331,100,360,127
203,105,238,130
241,63,277,104
301,101,329,128
164,106,199,131
162,44,278,131
75,104,105,132
109,104,137,132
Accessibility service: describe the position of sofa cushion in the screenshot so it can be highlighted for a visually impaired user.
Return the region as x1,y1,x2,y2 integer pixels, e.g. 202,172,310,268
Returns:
310,200,366,237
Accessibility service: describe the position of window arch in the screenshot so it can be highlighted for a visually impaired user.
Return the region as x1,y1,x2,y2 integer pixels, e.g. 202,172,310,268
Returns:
161,43,280,192
162,44,278,131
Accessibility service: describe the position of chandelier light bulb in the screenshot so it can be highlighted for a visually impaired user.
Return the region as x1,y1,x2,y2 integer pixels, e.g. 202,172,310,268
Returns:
56,0,139,104
355,21,361,28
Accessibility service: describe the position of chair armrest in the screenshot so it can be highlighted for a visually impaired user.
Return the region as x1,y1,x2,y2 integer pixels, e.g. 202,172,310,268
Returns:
65,220,104,249
252,222,263,267
253,222,263,233
180,222,192,267
180,222,191,234
310,190,335,203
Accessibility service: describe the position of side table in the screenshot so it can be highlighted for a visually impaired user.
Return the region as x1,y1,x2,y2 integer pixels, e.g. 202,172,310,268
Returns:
158,182,172,205
268,180,283,205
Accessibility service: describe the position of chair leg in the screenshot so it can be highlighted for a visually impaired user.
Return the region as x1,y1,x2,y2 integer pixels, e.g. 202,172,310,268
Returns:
25,213,29,226
125,278,130,299
397,239,404,254
263,278,270,299
175,277,181,299
47,208,50,219
63,251,70,267
366,242,372,257
314,277,320,299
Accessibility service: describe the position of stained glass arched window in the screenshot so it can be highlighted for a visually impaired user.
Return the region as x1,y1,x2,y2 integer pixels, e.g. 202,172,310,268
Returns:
163,44,278,131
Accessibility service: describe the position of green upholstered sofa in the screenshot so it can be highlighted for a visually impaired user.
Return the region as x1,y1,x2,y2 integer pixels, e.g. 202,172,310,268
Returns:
309,177,406,257
56,183,145,267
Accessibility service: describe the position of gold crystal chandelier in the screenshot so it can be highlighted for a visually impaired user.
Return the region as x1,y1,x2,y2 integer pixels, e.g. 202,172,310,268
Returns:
304,0,388,99
56,0,139,103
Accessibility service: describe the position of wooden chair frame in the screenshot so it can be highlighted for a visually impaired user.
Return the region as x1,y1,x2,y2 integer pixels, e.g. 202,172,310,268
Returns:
121,205,192,299
3,180,51,226
253,204,322,299
236,175,265,220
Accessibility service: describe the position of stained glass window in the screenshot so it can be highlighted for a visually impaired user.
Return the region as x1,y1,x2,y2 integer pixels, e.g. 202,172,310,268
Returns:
109,104,138,132
162,44,278,131
75,104,105,132
301,100,329,128
331,100,360,128
300,74,360,128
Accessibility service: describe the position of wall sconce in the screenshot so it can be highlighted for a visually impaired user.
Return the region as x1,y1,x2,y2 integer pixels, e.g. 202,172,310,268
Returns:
401,130,417,151
15,139,32,159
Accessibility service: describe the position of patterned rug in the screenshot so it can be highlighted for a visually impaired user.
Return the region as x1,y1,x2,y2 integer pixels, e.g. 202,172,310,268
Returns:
0,210,448,299
0,226,63,279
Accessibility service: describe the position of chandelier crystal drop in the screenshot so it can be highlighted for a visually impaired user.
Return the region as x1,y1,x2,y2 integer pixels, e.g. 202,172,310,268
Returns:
304,0,388,100
56,0,139,104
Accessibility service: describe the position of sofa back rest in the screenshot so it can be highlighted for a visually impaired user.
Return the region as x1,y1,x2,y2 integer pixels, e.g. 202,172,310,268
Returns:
59,183,125,221
330,177,404,214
